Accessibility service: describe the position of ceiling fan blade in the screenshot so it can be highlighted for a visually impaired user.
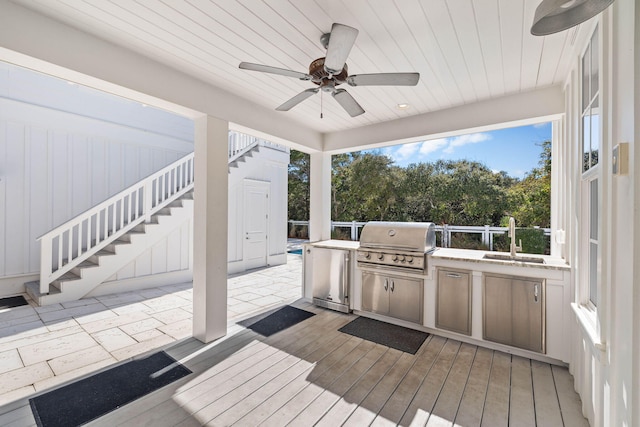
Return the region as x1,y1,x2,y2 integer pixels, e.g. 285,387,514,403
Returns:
332,89,365,117
239,62,311,80
324,23,359,75
276,88,319,111
347,73,420,87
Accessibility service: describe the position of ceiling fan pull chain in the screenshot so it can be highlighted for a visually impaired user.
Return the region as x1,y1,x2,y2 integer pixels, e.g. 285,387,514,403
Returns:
320,90,324,119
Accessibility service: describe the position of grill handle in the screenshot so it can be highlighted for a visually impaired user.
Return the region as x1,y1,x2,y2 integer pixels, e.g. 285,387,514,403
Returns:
383,279,388,291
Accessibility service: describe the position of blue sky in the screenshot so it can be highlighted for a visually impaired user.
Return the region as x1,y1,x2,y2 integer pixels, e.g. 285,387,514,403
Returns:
372,123,552,179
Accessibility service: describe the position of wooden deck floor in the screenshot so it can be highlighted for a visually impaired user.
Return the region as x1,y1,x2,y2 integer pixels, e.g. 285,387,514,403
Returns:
1,300,588,426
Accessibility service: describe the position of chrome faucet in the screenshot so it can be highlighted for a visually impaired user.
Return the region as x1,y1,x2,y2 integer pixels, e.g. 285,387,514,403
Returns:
509,217,522,257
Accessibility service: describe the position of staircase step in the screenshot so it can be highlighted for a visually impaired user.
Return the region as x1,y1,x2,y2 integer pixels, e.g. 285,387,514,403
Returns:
88,249,116,264
105,239,131,253
25,281,62,303
71,260,99,276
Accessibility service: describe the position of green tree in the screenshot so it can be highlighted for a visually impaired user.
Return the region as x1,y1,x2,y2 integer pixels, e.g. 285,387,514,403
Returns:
507,140,551,227
288,150,310,221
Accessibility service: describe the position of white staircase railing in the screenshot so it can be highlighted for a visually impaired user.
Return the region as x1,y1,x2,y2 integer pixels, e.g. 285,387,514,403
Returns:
36,130,287,295
37,153,195,294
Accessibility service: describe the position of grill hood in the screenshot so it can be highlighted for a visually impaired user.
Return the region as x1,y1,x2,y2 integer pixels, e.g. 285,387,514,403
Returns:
359,222,436,253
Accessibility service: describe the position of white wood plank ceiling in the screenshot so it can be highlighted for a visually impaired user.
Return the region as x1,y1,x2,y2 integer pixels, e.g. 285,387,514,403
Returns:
10,0,577,134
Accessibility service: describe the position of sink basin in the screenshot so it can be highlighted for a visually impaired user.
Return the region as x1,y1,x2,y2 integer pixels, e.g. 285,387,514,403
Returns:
483,253,545,264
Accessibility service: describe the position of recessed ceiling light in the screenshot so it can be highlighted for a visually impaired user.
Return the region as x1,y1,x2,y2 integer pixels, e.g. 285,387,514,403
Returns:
397,103,409,110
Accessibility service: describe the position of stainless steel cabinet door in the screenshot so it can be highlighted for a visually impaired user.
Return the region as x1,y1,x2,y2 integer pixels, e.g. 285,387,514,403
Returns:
483,274,545,353
512,278,544,353
311,248,349,305
483,275,513,345
437,269,471,335
362,271,389,314
388,276,423,324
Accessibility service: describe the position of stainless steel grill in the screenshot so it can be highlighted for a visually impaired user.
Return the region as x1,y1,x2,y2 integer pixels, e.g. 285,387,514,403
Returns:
356,221,436,273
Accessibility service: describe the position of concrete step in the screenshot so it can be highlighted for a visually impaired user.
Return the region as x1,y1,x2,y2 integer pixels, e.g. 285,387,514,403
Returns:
88,249,116,264
71,260,99,277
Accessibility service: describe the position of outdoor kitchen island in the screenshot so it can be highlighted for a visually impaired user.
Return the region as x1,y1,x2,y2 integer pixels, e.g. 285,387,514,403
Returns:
303,241,571,365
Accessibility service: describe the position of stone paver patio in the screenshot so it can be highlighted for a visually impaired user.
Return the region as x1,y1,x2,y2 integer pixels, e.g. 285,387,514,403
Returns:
0,254,303,407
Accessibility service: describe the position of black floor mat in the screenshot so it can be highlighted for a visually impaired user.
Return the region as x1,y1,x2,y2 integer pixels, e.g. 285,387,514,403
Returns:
338,317,429,354
0,295,29,309
29,351,191,427
243,305,315,337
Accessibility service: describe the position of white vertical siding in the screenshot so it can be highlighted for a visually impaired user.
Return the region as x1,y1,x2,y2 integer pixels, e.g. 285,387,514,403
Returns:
0,97,192,280
227,145,290,274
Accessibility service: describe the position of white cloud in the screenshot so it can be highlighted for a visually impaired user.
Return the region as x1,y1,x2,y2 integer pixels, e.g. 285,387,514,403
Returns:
443,132,491,154
395,142,421,160
419,138,448,156
533,122,549,128
383,142,420,163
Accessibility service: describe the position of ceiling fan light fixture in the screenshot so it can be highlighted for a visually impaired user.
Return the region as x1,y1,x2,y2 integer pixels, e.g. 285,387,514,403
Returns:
530,0,615,36
397,103,410,110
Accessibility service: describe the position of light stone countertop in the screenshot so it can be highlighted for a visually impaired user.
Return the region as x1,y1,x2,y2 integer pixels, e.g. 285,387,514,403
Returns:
306,241,570,271
430,247,570,271
307,240,360,250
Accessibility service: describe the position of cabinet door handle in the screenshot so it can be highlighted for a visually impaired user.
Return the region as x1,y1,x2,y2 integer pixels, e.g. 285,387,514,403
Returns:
383,279,388,291
446,273,461,278
390,280,395,292
534,284,539,302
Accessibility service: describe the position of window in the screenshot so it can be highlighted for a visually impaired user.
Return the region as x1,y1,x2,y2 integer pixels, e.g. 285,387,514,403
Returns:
582,29,599,172
588,179,598,306
581,27,600,308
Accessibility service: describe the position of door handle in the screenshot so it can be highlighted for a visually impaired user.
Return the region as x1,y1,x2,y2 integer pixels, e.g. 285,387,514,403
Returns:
383,279,388,291
534,284,539,302
446,273,461,278
390,280,395,292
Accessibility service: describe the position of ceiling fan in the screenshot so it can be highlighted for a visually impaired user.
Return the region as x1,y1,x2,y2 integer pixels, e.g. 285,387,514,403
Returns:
239,23,420,118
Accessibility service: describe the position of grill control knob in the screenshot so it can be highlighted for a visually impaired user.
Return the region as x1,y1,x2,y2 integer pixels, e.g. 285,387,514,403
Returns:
407,256,414,264
377,253,384,260
399,255,406,262
392,255,399,262
364,252,371,259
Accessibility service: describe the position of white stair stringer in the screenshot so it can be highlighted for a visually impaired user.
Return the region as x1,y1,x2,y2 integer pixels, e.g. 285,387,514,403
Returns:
26,194,194,305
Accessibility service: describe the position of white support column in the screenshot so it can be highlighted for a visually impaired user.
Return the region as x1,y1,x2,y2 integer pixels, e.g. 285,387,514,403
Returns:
193,115,228,343
309,152,332,242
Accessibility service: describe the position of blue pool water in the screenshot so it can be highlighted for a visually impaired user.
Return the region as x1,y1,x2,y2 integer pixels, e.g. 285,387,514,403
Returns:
288,249,303,255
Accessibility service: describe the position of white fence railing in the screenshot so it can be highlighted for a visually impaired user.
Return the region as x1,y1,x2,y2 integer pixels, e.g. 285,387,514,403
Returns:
38,153,195,294
288,220,551,250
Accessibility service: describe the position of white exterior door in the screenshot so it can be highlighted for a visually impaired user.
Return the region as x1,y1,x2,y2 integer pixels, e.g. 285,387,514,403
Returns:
243,180,270,270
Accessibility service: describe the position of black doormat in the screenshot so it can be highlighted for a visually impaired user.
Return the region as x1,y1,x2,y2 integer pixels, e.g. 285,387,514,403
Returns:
0,295,29,309
243,305,315,337
338,317,429,354
29,351,191,427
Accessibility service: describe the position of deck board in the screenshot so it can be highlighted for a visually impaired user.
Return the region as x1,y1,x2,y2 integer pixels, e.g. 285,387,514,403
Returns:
245,336,366,426
552,365,590,427
425,342,477,426
0,305,589,427
287,342,388,425
509,355,537,427
532,360,564,426
370,335,445,427
454,346,493,427
314,347,403,426
344,351,416,425
481,351,511,427
398,339,461,426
